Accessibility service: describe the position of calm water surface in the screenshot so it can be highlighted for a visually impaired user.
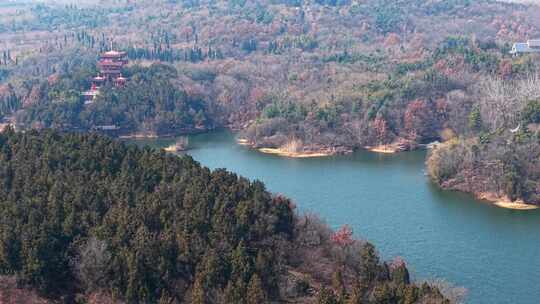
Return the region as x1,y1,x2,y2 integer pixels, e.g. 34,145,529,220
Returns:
132,131,540,304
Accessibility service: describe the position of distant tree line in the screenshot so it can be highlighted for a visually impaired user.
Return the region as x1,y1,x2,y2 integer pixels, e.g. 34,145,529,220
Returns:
126,45,224,63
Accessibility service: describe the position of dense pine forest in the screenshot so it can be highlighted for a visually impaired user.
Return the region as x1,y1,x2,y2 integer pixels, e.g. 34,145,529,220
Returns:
0,130,454,303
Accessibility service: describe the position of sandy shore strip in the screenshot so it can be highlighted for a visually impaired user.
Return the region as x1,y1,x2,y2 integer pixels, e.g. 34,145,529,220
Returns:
163,145,178,152
236,138,251,146
258,147,333,158
478,192,538,210
494,201,539,210
364,145,398,154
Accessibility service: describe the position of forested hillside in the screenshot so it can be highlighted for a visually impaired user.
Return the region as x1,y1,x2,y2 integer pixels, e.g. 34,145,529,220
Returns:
0,130,453,303
427,75,540,205
0,0,538,203
1,1,538,140
16,62,212,135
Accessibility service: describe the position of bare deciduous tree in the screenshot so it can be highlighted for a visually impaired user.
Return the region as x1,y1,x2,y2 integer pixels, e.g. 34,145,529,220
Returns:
477,74,540,131
75,237,111,293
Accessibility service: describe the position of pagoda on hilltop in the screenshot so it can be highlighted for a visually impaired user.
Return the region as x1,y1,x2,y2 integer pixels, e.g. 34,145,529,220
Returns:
83,50,129,104
98,50,128,80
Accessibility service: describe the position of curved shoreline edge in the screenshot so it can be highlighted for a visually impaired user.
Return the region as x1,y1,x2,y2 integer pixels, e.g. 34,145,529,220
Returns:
133,135,539,211
237,137,539,210
238,139,403,158
477,192,539,210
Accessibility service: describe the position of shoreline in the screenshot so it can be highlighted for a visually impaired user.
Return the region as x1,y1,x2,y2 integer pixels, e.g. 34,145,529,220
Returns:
163,145,179,153
237,138,336,158
364,140,412,154
364,145,398,154
258,147,334,158
477,192,538,210
238,138,416,158
236,138,251,146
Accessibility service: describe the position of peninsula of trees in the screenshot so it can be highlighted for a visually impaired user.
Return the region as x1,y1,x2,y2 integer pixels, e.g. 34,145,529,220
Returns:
0,130,453,303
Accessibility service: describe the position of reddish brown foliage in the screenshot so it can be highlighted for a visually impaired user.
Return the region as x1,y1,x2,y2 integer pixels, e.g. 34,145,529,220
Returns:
434,56,465,77
389,256,407,271
372,115,389,144
331,225,354,247
384,33,401,47
0,276,49,304
248,87,265,104
404,99,436,141
274,193,296,210
0,85,12,98
87,291,122,304
47,73,60,86
499,59,513,78
493,13,535,40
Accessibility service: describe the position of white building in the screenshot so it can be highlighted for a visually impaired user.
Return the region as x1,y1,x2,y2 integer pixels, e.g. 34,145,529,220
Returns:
510,39,540,55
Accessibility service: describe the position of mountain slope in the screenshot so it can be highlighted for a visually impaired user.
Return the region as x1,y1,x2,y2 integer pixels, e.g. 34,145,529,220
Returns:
0,129,451,303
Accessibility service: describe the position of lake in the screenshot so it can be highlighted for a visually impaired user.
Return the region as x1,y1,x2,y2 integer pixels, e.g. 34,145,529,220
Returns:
131,131,540,304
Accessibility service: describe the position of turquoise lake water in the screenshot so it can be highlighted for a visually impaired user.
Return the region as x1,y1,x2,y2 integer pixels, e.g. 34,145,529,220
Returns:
131,131,540,304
